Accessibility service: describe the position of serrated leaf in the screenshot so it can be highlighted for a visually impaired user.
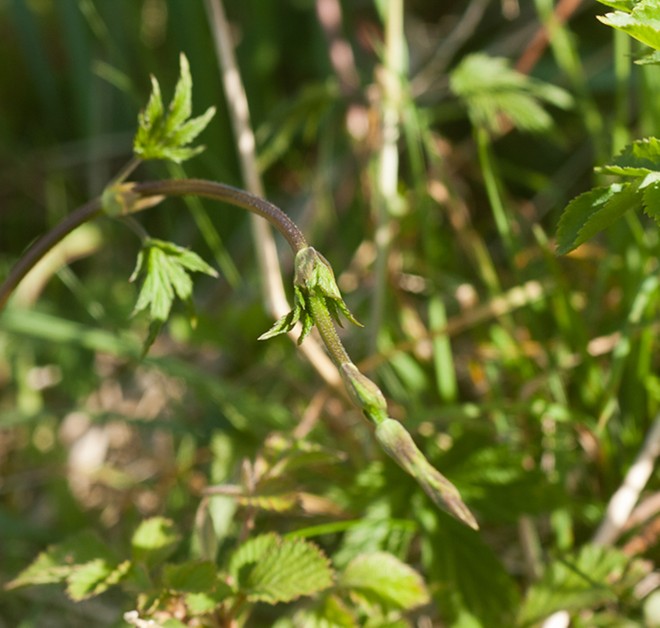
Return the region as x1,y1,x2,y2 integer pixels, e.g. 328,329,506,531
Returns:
66,558,131,601
518,544,651,625
642,177,660,225
598,2,660,50
597,137,660,176
421,514,519,626
229,533,334,604
597,0,638,9
450,53,573,136
134,53,215,163
163,561,217,593
339,552,429,612
131,238,217,331
164,53,193,135
556,183,642,254
131,517,181,567
636,49,660,64
6,530,116,590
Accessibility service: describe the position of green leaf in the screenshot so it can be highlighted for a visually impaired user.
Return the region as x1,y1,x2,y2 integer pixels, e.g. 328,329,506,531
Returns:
134,53,216,163
229,533,334,604
643,177,660,225
291,594,357,627
518,544,651,625
130,238,218,352
185,584,233,616
555,183,642,254
421,514,519,626
131,517,181,567
597,0,640,10
163,561,217,593
66,559,131,601
597,137,660,176
636,49,660,64
598,1,660,50
450,53,573,136
339,552,429,612
6,530,116,590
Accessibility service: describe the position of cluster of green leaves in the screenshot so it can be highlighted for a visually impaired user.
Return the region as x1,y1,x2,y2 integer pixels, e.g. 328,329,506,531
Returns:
3,1,660,627
7,517,428,626
557,138,660,253
556,0,660,253
450,53,574,137
133,53,216,163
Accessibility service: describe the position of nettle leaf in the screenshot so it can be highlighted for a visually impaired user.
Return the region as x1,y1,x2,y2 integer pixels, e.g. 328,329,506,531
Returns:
518,544,651,625
134,53,216,163
642,176,660,224
229,533,334,604
131,517,182,567
598,1,660,50
338,552,429,612
130,238,218,351
597,137,660,176
555,182,642,254
450,53,573,136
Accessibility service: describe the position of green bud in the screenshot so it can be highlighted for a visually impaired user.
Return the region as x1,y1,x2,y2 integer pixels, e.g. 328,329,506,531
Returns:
375,419,479,530
340,363,388,423
294,247,361,327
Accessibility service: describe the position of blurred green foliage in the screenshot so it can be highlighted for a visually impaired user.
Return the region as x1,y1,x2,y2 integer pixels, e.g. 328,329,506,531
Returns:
2,0,660,626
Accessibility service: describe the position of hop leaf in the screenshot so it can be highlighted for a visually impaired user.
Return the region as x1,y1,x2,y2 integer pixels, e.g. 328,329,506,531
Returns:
450,53,573,137
130,238,218,353
134,53,216,163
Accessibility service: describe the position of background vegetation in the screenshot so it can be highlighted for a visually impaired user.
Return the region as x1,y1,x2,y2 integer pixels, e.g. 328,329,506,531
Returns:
1,0,660,626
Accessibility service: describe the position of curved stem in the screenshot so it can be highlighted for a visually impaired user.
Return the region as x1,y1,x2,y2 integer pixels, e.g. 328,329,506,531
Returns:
132,179,307,253
0,198,103,310
0,179,308,314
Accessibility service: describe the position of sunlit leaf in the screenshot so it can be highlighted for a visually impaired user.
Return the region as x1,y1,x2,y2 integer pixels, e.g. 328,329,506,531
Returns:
131,517,181,567
134,53,216,163
66,559,131,601
339,552,429,612
598,0,660,50
555,183,642,254
229,533,334,604
518,544,651,625
450,53,573,136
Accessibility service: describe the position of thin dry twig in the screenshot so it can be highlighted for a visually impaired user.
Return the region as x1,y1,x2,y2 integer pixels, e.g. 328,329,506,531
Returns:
203,0,341,391
593,413,660,546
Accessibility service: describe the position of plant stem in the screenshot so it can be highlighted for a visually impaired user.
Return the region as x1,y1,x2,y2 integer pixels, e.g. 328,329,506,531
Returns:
132,179,308,253
0,179,308,314
0,198,102,310
307,293,351,366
